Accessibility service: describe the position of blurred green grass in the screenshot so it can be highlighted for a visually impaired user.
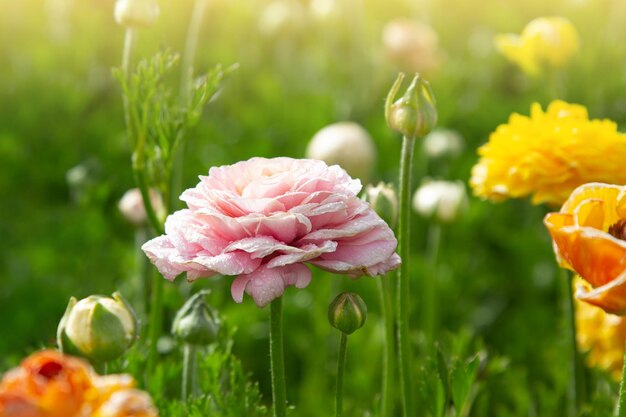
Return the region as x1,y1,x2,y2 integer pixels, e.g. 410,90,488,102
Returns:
1,0,626,415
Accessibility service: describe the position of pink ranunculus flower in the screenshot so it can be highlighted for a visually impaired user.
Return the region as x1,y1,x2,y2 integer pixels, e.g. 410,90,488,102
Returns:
142,157,400,307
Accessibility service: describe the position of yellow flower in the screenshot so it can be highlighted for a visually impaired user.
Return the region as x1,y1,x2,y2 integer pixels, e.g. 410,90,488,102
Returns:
495,17,579,76
576,292,626,380
470,101,626,205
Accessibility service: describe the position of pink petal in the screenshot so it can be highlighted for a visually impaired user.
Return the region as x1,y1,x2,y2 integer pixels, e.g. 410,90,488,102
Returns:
230,264,312,307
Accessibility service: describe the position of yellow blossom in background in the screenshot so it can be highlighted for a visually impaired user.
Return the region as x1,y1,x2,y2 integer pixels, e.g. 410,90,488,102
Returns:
470,100,626,205
495,16,579,77
576,291,626,380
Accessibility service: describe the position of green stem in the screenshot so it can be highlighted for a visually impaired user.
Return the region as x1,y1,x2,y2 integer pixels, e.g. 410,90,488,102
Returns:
378,276,396,417
617,341,626,416
560,269,582,416
336,333,348,417
397,135,416,417
132,163,164,235
270,298,287,417
146,267,164,379
182,344,198,402
180,0,208,107
121,28,136,145
423,223,441,354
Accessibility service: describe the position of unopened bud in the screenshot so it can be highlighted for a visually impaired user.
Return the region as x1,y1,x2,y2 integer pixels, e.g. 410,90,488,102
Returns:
363,182,398,229
172,290,219,346
385,73,437,138
412,179,468,223
114,0,159,29
118,188,164,227
306,122,376,181
328,292,367,335
57,293,137,363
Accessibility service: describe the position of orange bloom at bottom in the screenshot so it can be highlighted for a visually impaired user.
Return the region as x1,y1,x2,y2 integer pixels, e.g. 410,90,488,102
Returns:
576,293,626,380
0,350,158,417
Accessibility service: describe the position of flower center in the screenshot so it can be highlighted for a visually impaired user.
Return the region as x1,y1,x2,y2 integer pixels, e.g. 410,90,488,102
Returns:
608,219,626,241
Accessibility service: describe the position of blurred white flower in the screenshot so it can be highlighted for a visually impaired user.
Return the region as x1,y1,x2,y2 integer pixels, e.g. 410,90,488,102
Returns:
413,180,468,223
382,18,442,75
306,121,376,181
258,1,306,38
118,188,164,226
114,0,160,29
422,128,464,159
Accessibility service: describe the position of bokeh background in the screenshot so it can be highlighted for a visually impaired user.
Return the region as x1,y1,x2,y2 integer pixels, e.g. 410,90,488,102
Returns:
2,0,626,415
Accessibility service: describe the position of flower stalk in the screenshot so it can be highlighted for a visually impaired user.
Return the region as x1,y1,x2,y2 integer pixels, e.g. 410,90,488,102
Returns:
270,298,287,417
618,342,626,417
560,269,582,417
378,277,396,417
335,332,348,417
397,134,416,417
385,72,437,417
182,344,198,402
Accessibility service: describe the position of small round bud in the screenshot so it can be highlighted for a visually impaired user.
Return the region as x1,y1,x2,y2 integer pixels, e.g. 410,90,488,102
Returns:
172,290,219,346
412,179,468,223
422,128,464,159
363,182,398,229
306,122,376,181
328,292,367,335
57,293,137,363
386,73,438,139
118,188,164,227
114,0,160,29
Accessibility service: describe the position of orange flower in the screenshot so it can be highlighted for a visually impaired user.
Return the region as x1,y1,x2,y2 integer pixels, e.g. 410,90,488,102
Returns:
0,350,159,417
544,183,626,314
0,350,94,417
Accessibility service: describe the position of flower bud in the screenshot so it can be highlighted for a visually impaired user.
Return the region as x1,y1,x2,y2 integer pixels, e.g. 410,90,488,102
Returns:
412,179,468,223
118,188,164,227
385,73,437,138
57,293,137,363
114,0,159,29
422,128,464,159
363,182,398,229
306,122,376,181
328,292,367,335
172,290,219,346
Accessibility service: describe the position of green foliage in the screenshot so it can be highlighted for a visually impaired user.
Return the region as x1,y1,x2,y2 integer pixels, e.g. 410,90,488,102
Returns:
2,0,626,415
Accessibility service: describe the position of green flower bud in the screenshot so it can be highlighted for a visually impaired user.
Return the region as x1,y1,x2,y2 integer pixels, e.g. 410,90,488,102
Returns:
363,182,398,229
172,290,219,346
57,292,137,363
328,292,367,335
385,72,438,138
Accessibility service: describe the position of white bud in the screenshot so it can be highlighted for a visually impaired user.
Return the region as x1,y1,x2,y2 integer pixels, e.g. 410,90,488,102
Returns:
422,128,464,159
413,180,468,223
258,1,305,38
306,122,376,181
118,188,164,227
114,0,159,29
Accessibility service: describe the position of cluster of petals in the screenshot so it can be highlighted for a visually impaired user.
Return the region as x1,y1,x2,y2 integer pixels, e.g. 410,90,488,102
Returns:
471,101,626,206
544,183,626,314
0,350,158,417
495,16,578,76
575,290,626,380
142,157,400,307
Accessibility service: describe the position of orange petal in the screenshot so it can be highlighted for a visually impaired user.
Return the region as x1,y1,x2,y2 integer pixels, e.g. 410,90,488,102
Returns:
556,228,626,289
577,271,626,315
